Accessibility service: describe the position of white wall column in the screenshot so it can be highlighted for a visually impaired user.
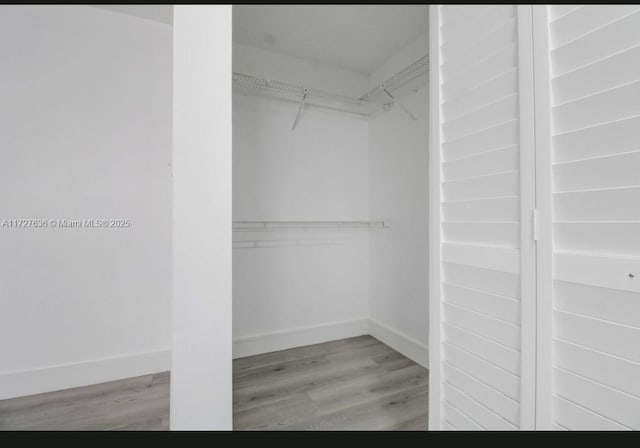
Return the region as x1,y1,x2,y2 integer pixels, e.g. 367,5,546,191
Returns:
171,5,233,430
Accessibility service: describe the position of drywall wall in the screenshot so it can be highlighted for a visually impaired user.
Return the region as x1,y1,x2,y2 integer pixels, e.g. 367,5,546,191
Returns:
0,5,172,399
368,34,430,366
172,5,232,429
233,42,369,96
232,45,371,357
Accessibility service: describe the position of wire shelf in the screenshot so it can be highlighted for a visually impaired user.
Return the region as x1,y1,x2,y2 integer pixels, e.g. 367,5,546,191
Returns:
232,54,428,119
233,73,376,117
360,55,429,103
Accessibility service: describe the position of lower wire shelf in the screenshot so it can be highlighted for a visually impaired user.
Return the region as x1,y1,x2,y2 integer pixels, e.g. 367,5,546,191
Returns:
232,220,390,232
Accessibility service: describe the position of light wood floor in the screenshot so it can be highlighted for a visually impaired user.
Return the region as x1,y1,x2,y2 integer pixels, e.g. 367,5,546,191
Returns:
0,372,170,431
233,335,429,430
0,336,428,431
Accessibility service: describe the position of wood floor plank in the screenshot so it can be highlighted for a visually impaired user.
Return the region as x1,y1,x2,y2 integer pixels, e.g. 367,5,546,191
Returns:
281,385,428,431
308,364,428,416
233,354,378,412
233,392,318,430
233,354,330,390
0,372,170,431
233,335,380,372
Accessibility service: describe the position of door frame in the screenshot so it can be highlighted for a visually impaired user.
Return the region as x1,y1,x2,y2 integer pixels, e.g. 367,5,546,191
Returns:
531,4,554,430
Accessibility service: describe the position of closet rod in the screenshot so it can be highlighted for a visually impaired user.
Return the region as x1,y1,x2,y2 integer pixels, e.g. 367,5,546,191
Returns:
232,220,390,232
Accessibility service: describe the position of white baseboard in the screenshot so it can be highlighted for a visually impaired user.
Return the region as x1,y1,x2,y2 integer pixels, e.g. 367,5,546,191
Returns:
368,318,429,368
233,318,369,359
0,349,171,400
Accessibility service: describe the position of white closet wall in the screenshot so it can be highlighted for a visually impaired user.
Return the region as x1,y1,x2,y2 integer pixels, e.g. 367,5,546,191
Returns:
429,5,536,430
172,5,232,429
232,44,371,357
540,5,640,431
0,5,172,399
369,34,429,367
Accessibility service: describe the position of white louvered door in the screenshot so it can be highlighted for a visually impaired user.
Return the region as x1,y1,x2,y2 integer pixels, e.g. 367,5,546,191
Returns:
534,5,640,431
431,4,640,431
429,5,536,430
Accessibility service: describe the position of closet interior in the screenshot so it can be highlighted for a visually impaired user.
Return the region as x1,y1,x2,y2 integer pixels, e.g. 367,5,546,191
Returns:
231,5,430,430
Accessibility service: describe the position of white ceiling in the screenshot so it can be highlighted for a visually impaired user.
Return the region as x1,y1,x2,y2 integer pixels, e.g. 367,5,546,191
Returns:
91,5,173,25
233,5,429,75
88,5,429,75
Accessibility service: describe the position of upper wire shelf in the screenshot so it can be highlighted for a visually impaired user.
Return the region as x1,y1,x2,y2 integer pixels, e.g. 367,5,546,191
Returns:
360,55,429,103
233,73,376,118
232,54,428,122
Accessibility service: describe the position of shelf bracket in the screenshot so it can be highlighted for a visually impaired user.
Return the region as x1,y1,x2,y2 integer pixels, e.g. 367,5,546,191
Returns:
292,89,309,130
382,85,417,121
